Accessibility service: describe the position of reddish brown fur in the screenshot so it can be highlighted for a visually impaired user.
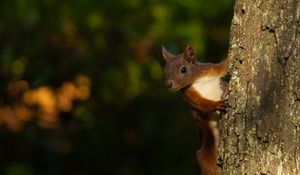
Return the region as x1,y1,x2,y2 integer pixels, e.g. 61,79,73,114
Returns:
182,86,224,114
162,45,228,175
193,111,218,175
192,59,228,82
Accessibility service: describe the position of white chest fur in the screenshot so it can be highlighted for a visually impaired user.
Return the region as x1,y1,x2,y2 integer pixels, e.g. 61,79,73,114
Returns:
191,75,223,101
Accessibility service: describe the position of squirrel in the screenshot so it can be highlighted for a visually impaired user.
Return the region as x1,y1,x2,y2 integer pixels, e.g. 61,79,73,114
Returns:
162,44,228,175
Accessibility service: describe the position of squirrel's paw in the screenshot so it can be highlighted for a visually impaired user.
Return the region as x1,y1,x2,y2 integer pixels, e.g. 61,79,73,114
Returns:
216,99,228,112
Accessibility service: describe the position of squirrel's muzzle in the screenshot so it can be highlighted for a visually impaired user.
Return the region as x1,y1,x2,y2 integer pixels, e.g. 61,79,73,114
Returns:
165,80,182,91
165,80,173,89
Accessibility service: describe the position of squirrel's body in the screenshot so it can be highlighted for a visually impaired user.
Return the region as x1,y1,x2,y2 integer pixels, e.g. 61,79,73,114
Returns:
182,61,227,113
162,45,227,175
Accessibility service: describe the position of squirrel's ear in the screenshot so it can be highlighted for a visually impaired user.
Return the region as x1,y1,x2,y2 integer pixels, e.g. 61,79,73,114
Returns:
162,46,175,62
184,44,196,63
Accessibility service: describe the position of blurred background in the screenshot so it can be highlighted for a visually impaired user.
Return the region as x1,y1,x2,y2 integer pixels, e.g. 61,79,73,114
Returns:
0,0,233,175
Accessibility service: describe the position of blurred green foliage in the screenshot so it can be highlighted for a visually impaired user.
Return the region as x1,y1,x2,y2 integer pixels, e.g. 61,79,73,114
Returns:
0,0,233,174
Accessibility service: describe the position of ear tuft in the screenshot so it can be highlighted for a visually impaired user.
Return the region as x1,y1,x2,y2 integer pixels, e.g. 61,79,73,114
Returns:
184,44,196,63
162,46,175,62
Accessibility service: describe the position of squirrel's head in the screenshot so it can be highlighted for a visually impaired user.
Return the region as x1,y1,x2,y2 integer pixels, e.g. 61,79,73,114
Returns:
162,44,197,91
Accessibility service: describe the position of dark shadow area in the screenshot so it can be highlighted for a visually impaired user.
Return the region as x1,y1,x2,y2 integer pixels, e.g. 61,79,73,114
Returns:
0,0,234,174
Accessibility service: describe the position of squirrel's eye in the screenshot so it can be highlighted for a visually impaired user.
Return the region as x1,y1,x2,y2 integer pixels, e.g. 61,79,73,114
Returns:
180,67,187,73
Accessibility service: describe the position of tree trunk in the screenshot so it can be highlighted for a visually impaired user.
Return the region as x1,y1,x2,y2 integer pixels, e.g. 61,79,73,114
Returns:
218,0,300,174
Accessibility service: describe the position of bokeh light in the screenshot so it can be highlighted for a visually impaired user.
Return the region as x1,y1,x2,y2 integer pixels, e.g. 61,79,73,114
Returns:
0,0,233,174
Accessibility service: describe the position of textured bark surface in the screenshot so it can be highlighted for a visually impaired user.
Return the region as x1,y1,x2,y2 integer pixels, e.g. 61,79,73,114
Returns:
218,0,300,174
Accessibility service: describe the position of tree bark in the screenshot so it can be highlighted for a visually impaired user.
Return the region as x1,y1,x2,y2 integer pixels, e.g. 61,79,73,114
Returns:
219,0,300,174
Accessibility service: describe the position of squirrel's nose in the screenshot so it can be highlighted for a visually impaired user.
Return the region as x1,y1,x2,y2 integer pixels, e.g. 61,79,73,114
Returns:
166,80,173,88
